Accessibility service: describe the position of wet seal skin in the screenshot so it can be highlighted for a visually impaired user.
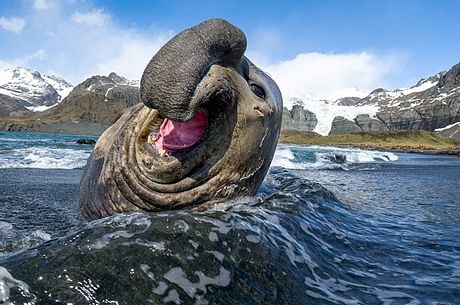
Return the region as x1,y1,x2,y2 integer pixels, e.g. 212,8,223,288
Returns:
78,18,283,220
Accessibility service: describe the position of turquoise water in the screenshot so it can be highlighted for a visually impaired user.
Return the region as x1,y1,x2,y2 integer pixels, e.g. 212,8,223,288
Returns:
0,132,459,304
0,131,97,169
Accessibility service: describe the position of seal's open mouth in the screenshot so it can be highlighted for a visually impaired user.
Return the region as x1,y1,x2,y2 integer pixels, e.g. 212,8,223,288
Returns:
153,109,208,154
144,64,239,165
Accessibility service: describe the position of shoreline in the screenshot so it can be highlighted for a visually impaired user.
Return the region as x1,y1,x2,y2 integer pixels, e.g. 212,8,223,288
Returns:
278,130,460,157
278,142,460,157
350,146,460,157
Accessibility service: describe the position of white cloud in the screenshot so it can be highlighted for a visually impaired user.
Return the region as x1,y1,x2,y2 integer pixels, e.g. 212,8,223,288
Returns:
94,31,171,80
28,49,48,61
0,49,47,70
0,1,402,104
32,0,54,10
261,51,402,107
0,2,172,83
71,9,111,27
0,16,26,33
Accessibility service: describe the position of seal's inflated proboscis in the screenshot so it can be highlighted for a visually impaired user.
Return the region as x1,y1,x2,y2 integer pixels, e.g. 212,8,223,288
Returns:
79,19,282,220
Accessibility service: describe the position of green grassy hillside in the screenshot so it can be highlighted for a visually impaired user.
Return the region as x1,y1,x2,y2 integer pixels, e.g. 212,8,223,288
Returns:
279,130,459,149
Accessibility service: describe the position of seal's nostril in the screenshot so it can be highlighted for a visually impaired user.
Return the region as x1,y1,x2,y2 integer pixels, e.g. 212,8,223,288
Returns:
254,106,264,117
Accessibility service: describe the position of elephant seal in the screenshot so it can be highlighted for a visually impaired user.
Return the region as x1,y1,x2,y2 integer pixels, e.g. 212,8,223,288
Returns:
79,19,283,220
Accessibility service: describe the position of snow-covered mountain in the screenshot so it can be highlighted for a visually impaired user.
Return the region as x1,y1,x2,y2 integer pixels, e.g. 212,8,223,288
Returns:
0,71,140,135
284,62,460,139
0,67,73,115
352,73,443,109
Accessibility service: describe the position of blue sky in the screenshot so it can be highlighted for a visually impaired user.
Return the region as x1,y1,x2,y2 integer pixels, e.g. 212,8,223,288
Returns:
1,0,459,102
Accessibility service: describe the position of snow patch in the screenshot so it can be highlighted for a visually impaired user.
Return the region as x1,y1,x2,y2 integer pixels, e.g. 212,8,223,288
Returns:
435,122,460,132
399,79,437,95
128,79,140,87
0,69,14,85
25,105,55,112
305,99,378,135
104,85,116,101
86,84,97,92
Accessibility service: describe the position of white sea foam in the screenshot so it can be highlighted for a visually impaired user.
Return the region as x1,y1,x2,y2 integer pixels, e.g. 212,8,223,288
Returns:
31,230,51,241
0,222,14,241
271,146,398,170
0,147,91,169
271,148,309,169
0,266,34,303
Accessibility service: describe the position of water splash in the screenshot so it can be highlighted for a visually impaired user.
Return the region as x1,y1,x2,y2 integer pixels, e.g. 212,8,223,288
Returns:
0,267,36,304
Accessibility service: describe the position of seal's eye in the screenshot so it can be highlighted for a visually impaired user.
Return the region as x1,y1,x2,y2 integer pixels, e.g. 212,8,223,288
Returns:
249,82,266,99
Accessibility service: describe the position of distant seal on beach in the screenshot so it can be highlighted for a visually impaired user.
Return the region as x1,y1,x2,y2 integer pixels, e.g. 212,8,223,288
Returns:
78,19,282,220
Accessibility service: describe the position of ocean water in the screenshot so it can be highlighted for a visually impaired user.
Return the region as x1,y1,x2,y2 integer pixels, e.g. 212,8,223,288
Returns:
0,131,459,305
0,131,96,169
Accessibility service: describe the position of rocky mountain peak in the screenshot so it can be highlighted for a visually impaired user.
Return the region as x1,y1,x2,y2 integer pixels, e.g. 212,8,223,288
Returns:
335,96,361,106
0,67,73,112
415,73,443,87
77,73,139,92
326,62,460,136
289,97,305,107
368,88,387,96
77,75,114,91
44,74,73,88
438,63,460,89
107,72,129,85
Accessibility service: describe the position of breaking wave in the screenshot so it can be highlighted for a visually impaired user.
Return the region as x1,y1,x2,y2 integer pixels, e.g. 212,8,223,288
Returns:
0,132,399,171
0,132,95,169
0,147,91,169
272,145,398,170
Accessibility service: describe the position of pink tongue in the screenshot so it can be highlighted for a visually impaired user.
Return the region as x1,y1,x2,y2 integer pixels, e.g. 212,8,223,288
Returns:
155,110,208,152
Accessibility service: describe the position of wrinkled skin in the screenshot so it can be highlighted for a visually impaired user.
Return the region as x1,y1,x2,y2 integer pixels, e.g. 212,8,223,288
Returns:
79,19,282,220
